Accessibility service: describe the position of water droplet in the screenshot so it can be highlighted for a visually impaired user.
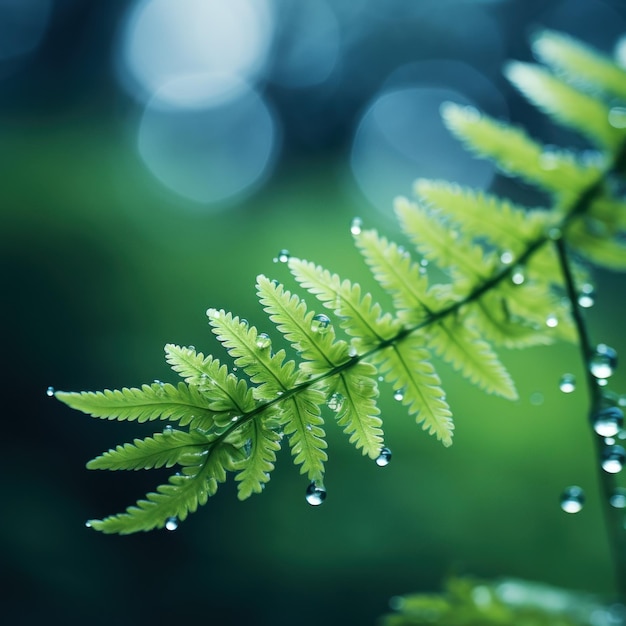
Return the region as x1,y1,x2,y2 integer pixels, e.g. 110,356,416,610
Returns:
510,268,525,285
420,258,429,267
592,407,624,437
350,217,363,235
305,481,326,506
327,392,344,413
559,374,576,393
545,314,559,328
46,386,55,397
348,346,358,358
610,488,626,509
310,313,331,333
231,415,239,423
165,516,178,531
602,445,626,474
243,439,252,456
578,283,595,308
560,486,585,513
590,344,618,379
530,392,544,406
85,520,93,528
256,333,271,350
609,106,626,129
606,437,617,446
500,251,514,265
599,378,609,387
163,425,174,435
375,447,392,467
393,390,404,402
274,249,290,263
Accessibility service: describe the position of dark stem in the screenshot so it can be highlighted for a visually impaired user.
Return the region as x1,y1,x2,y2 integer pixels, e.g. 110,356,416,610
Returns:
554,237,626,599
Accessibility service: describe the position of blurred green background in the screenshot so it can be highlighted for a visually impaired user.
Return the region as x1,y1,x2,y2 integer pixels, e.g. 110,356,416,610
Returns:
3,0,626,624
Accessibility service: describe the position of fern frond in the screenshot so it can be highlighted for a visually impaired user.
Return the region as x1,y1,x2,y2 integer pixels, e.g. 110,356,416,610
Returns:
441,102,598,196
567,219,626,270
88,442,243,534
331,361,384,459
375,335,454,447
288,258,401,352
207,309,298,400
235,417,282,500
532,29,626,101
87,430,210,471
354,228,431,325
164,344,255,420
426,317,517,400
504,61,618,152
56,383,218,431
280,387,327,481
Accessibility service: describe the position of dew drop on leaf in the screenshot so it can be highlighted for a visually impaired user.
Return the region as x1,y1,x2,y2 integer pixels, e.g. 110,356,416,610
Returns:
256,333,271,350
560,486,585,513
311,313,331,333
545,314,558,328
163,425,174,435
590,344,618,379
305,481,326,506
85,521,92,529
375,447,392,467
350,217,363,235
46,386,55,397
274,249,290,263
500,251,514,265
393,390,404,402
578,283,595,308
592,407,624,437
559,374,576,393
327,392,344,413
510,268,525,285
165,516,178,531
602,445,626,474
610,488,626,509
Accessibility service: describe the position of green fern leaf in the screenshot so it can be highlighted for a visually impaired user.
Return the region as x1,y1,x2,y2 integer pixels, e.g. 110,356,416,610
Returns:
255,274,351,376
441,102,597,196
207,309,298,400
331,362,384,459
288,258,401,352
504,61,618,152
427,316,518,400
567,219,626,270
375,335,454,447
87,430,210,471
56,383,218,431
532,29,626,101
88,441,243,534
235,417,282,500
164,344,255,418
354,228,431,325
279,387,327,481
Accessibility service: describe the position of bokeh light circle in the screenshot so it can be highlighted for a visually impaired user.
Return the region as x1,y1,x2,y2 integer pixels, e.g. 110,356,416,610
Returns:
119,0,273,108
138,79,280,206
351,87,496,214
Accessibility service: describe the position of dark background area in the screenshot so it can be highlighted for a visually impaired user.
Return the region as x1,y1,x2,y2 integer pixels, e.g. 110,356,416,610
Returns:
3,0,626,624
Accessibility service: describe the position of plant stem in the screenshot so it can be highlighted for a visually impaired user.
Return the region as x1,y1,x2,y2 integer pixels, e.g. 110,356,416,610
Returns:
554,237,626,599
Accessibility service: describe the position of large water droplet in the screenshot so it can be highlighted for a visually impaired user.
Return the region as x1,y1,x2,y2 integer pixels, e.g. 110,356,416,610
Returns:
500,250,514,266
610,488,626,509
311,313,331,334
559,374,576,393
350,217,363,235
609,106,626,129
256,333,271,350
327,392,344,413
305,481,326,506
560,486,585,513
393,389,404,402
602,445,626,474
375,447,392,467
46,386,55,397
592,407,624,437
163,425,174,435
510,268,525,285
165,516,178,531
590,344,618,379
274,249,290,263
545,314,559,328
